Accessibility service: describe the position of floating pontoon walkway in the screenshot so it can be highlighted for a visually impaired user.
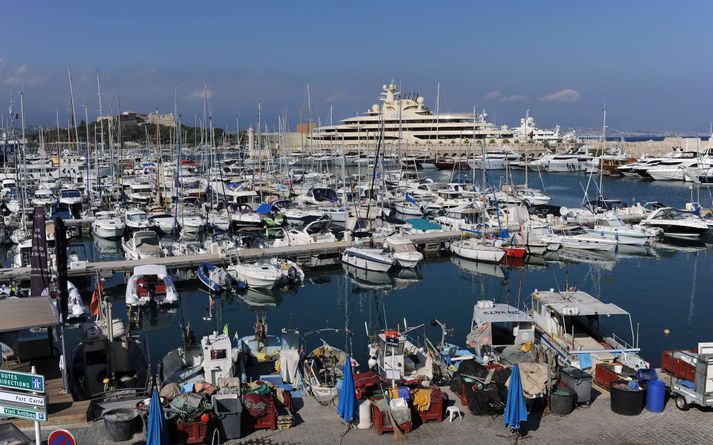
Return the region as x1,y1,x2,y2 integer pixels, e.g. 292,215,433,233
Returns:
0,230,464,281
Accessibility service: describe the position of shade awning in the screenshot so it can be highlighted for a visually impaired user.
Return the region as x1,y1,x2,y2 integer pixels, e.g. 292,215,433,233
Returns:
0,297,60,332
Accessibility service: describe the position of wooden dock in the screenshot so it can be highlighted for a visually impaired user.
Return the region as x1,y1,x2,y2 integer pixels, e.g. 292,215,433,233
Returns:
0,230,463,281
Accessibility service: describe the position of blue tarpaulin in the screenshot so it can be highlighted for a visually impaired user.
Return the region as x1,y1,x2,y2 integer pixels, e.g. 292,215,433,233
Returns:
337,355,357,423
147,387,168,445
504,364,528,431
255,203,273,215
406,218,442,231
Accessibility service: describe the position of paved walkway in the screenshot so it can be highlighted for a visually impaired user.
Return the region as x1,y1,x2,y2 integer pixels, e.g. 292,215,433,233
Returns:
20,387,713,444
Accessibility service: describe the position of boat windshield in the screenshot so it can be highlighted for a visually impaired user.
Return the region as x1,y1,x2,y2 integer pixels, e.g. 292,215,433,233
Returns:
128,213,148,222
390,243,416,253
61,190,81,198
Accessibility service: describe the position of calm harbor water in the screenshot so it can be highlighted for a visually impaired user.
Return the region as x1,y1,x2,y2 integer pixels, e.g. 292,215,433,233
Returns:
21,169,713,369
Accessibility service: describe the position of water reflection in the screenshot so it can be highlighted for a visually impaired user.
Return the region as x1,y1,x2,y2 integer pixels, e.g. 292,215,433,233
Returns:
450,256,504,278
342,263,422,292
236,288,283,308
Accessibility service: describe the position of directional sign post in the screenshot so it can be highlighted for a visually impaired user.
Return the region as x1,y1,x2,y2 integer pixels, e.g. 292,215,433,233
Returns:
0,370,45,393
0,367,46,445
0,389,46,407
0,403,47,422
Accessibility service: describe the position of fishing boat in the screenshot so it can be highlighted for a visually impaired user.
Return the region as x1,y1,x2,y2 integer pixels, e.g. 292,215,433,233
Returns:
466,300,536,365
71,302,149,400
449,238,506,263
122,230,164,260
342,246,395,272
238,315,282,364
383,234,423,268
91,210,125,239
303,341,348,405
530,288,648,371
367,328,438,384
125,265,179,306
197,263,246,292
159,327,238,387
227,261,282,288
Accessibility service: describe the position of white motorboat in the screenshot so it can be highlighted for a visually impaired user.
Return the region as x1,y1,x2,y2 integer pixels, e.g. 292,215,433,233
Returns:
270,258,305,284
529,153,590,172
640,207,709,239
550,224,618,251
32,189,55,207
148,209,177,234
124,209,156,232
467,148,520,170
383,234,423,268
645,152,698,181
125,264,179,306
588,213,660,245
92,210,125,239
122,230,164,260
449,238,505,263
230,204,263,228
341,247,395,272
513,221,561,255
207,211,231,232
179,213,207,234
227,261,282,288
59,188,83,206
295,187,340,207
126,182,155,204
272,218,338,247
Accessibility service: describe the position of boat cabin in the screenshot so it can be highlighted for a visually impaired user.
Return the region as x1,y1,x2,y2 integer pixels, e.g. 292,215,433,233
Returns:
466,300,534,364
531,289,644,369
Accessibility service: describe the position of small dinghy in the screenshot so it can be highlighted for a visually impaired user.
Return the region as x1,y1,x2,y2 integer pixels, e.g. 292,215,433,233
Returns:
303,341,349,405
125,265,179,306
197,263,246,292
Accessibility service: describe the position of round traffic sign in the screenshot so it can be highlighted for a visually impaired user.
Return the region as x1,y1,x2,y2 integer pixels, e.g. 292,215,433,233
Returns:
48,429,76,445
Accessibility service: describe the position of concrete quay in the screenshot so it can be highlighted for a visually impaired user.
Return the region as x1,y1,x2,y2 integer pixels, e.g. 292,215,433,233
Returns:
18,384,711,445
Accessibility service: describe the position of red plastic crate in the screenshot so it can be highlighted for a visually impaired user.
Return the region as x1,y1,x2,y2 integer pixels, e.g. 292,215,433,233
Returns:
662,350,696,382
370,400,412,435
415,386,446,423
171,418,214,445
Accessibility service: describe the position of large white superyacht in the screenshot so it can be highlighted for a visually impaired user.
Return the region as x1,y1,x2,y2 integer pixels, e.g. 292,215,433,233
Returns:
309,82,513,149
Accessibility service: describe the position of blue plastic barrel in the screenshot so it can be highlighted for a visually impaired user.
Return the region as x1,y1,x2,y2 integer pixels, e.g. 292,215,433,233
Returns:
645,380,666,412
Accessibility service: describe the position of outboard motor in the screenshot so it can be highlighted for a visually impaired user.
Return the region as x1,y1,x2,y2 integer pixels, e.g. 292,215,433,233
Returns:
287,266,298,284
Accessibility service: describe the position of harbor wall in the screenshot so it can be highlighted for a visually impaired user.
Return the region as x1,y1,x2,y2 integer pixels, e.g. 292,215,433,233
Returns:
264,136,709,159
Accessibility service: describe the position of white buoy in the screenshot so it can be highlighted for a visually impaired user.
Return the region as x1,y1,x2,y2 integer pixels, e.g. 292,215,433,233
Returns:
663,328,670,336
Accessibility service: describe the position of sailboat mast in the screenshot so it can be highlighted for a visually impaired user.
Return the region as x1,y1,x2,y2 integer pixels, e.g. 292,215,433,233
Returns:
524,109,529,187
83,101,91,200
599,105,607,198
19,91,27,215
68,68,80,159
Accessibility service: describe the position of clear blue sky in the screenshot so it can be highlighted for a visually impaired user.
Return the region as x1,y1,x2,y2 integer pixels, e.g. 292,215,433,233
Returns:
2,1,712,132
